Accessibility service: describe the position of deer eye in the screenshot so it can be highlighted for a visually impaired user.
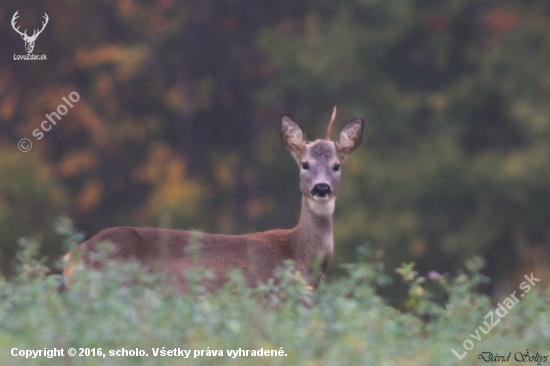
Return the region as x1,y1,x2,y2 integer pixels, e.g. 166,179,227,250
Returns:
333,164,341,172
301,162,310,170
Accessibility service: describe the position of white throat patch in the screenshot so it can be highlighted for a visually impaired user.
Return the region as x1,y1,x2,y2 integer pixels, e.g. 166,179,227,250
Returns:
307,197,336,217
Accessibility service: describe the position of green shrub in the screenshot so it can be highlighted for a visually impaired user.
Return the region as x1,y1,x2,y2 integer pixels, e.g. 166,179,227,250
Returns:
0,221,548,366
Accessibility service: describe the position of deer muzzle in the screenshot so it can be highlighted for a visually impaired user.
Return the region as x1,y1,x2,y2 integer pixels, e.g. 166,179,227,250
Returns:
311,183,332,198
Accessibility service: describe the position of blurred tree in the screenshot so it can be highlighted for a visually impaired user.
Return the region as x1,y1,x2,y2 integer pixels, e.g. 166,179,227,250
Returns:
0,0,549,297
0,148,68,274
255,0,550,293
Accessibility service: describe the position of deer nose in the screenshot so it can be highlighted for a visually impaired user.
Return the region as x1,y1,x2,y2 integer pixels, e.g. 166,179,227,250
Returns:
311,183,332,198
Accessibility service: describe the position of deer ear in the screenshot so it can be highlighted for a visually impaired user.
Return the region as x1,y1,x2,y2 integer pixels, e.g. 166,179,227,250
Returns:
336,117,363,159
280,114,306,157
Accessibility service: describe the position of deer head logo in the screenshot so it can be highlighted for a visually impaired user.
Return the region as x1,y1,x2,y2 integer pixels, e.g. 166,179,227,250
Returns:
11,11,49,54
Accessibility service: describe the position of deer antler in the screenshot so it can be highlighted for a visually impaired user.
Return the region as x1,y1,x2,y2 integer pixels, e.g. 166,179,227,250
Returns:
29,13,49,40
11,11,28,38
11,11,49,40
326,106,337,141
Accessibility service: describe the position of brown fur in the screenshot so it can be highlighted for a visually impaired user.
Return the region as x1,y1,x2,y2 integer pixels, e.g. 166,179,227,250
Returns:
65,227,299,290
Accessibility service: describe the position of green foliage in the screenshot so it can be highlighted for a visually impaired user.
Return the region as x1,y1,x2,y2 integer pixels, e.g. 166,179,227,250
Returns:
395,256,491,318
14,238,50,281
54,216,86,253
1,233,549,366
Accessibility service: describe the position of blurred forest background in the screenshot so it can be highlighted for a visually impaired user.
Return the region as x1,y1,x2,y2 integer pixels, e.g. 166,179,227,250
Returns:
1,0,550,299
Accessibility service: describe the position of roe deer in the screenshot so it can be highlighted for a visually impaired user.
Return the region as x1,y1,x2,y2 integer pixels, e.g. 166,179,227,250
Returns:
64,108,363,290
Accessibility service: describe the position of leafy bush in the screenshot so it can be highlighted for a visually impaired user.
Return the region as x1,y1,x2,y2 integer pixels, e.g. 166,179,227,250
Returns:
0,221,548,366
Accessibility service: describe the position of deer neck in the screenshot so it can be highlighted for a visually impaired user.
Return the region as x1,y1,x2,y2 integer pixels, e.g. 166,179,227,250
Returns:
293,195,335,275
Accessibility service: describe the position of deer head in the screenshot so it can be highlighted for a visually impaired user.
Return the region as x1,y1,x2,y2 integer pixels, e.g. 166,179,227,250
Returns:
281,108,364,215
12,11,49,54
